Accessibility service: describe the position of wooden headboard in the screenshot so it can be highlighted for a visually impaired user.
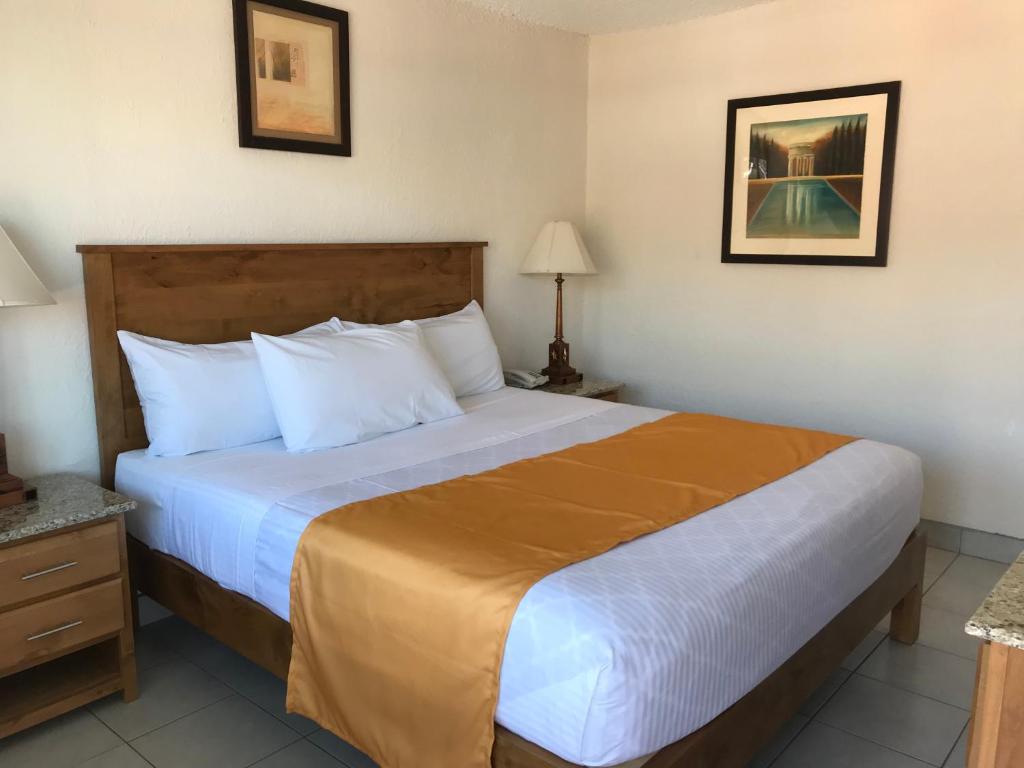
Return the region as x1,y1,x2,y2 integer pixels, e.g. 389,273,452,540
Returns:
79,242,487,488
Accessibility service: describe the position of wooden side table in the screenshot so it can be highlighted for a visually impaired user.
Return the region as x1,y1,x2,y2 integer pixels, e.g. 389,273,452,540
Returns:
539,378,624,402
0,474,138,739
966,553,1024,767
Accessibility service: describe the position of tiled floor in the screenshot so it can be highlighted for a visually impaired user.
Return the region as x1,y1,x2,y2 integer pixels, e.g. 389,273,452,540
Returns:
0,548,1005,768
748,548,1006,768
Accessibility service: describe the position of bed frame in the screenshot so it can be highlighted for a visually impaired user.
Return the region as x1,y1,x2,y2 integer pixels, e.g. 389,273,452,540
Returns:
80,242,926,768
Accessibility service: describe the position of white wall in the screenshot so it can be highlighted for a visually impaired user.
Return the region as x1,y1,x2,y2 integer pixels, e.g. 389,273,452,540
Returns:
6,0,1022,539
0,0,587,478
584,0,1024,536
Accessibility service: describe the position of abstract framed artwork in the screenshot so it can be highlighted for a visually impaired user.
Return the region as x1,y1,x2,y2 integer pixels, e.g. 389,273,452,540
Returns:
722,81,900,266
232,0,351,156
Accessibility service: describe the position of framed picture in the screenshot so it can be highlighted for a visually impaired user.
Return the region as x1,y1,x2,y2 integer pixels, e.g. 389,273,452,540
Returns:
232,0,351,156
722,81,900,267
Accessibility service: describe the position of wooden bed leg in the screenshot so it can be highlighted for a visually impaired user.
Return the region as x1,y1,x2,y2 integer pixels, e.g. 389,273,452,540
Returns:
131,588,141,631
890,580,922,644
889,531,925,645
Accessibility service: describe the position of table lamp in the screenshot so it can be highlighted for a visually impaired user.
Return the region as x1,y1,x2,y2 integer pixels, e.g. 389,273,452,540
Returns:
520,221,597,385
0,225,54,508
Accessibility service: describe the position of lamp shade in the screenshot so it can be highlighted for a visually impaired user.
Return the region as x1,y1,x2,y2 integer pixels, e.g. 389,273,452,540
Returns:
520,221,597,275
0,226,53,307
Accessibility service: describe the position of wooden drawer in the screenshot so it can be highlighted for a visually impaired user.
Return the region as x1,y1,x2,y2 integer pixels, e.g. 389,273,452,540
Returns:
0,522,120,610
0,579,124,673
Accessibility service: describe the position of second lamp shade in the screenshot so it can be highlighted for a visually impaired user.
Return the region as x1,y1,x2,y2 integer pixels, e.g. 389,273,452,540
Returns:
520,221,597,276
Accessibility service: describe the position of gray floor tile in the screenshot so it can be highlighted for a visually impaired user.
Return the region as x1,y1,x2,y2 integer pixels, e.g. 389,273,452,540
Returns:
90,658,233,740
137,596,173,626
871,546,953,631
142,616,218,662
877,604,982,660
816,675,968,766
187,638,318,735
873,545,957,634
919,520,962,553
133,625,180,672
0,710,122,768
924,547,957,592
774,721,930,768
923,556,1009,616
746,714,809,768
960,529,1024,565
308,729,379,768
130,695,300,768
799,668,851,717
253,740,345,767
943,724,969,767
859,639,977,708
917,605,983,660
78,744,152,768
840,629,885,671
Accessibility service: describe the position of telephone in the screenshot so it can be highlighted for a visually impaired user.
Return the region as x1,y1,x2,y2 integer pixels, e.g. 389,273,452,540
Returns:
504,369,549,389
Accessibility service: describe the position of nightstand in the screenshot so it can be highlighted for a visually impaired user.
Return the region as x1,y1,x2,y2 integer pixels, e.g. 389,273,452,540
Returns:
539,378,623,402
0,474,138,739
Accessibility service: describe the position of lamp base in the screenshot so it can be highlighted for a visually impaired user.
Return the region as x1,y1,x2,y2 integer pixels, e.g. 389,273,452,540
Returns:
0,433,34,510
0,476,32,509
542,339,583,386
543,369,583,386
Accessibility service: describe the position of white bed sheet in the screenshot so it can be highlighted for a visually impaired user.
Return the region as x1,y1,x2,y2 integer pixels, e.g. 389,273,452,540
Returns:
117,387,922,767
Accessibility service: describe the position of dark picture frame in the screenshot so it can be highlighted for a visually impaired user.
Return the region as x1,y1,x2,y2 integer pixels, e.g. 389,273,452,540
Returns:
722,81,900,267
232,0,351,157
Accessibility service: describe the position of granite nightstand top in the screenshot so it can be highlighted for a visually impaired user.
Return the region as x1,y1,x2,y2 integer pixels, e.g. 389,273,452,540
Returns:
539,378,623,398
0,474,136,546
966,552,1024,651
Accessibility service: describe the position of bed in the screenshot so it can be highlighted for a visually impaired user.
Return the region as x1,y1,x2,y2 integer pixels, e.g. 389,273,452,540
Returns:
80,242,926,768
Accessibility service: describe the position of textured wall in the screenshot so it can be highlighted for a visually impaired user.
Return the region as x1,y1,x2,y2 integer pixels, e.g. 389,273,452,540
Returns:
457,0,778,34
0,0,588,479
583,0,1024,536
8,0,1021,539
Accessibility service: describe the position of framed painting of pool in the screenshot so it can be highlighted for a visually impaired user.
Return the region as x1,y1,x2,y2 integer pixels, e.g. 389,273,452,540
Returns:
722,81,900,266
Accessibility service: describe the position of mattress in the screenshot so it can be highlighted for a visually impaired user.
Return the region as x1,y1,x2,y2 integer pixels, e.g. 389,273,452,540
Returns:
116,387,922,767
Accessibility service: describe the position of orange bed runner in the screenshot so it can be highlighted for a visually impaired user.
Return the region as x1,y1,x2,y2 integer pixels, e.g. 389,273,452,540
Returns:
286,413,854,768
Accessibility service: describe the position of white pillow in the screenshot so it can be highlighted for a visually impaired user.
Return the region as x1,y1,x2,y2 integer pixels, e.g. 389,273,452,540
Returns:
118,320,343,457
251,322,464,452
339,300,503,398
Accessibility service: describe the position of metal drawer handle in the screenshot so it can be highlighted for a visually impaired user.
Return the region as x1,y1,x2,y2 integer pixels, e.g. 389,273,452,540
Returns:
26,620,84,642
21,561,78,581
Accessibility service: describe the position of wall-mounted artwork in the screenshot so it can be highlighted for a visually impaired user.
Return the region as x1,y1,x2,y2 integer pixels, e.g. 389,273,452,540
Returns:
232,0,351,156
722,82,900,266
